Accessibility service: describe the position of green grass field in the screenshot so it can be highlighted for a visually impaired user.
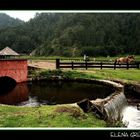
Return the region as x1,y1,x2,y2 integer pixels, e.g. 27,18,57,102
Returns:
0,105,107,127
77,69,140,83
21,55,140,61
36,68,140,83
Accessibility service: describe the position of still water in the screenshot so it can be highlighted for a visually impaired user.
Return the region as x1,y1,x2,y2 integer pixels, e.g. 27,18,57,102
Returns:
0,81,113,106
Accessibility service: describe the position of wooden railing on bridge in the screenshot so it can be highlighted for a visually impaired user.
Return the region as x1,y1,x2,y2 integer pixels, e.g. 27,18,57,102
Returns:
56,59,140,70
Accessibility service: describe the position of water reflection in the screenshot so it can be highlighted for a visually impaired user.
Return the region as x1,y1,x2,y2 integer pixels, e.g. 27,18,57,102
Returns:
29,81,114,105
0,82,29,105
0,81,114,106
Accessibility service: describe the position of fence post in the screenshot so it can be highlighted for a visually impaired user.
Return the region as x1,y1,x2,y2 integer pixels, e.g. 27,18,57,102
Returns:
127,62,129,70
101,62,102,69
72,61,74,70
137,62,140,69
114,62,116,70
56,59,60,69
85,60,87,70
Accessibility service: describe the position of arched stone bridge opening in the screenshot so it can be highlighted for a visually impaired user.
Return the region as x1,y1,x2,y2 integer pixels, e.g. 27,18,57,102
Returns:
0,59,27,94
0,59,28,83
0,76,17,95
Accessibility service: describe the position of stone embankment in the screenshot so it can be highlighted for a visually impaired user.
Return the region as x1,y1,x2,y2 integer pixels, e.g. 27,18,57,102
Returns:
77,80,125,121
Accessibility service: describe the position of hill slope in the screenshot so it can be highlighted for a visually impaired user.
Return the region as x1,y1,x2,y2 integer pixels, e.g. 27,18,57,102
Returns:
0,13,140,56
0,13,24,28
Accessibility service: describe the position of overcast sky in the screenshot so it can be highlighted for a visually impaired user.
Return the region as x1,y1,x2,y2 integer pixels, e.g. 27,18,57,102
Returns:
0,10,139,22
0,10,43,22
0,10,87,22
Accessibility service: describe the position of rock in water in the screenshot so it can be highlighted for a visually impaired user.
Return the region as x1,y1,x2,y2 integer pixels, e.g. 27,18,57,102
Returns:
137,103,140,110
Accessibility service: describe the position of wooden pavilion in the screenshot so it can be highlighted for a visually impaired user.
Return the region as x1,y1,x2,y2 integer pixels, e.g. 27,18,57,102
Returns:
0,46,19,59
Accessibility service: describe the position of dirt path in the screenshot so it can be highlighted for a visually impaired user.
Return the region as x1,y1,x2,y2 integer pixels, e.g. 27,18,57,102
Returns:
28,60,56,70
27,60,101,73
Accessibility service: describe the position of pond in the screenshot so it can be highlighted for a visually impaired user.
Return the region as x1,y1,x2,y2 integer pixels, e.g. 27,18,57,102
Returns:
0,81,114,106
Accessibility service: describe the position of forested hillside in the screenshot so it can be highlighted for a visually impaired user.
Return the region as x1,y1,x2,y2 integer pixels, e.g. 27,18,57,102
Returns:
0,13,24,28
0,13,140,56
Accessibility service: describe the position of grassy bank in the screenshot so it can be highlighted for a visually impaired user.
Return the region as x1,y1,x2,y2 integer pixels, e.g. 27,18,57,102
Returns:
77,69,140,83
0,104,107,127
32,69,140,84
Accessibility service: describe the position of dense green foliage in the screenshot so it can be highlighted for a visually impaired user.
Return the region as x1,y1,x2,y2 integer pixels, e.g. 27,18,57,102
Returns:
1,13,140,56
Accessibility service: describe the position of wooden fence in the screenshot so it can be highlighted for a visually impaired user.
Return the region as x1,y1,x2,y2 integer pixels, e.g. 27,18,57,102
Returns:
60,58,112,62
56,59,140,70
